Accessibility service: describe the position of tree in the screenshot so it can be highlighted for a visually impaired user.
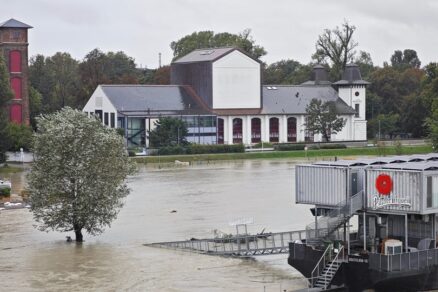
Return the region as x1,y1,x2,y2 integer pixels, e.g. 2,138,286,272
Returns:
28,108,134,242
5,123,33,151
29,86,42,130
0,55,14,162
78,49,140,106
149,117,188,148
312,21,358,80
305,99,346,142
29,53,81,113
390,49,421,70
426,100,438,151
170,29,267,61
263,60,312,84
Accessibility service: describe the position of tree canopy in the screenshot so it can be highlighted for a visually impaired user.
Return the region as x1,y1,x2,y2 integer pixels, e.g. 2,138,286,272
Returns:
263,60,312,85
28,108,134,242
312,21,358,80
170,29,267,61
305,99,345,142
149,117,188,148
0,55,14,162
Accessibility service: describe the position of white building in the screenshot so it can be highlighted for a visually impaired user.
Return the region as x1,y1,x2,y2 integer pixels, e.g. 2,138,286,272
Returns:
83,47,368,147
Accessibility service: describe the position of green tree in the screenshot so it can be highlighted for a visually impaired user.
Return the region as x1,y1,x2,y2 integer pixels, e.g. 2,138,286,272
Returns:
312,21,358,80
29,86,42,130
170,29,267,61
28,108,134,242
426,100,438,151
305,98,346,142
29,53,81,113
5,123,33,151
263,60,312,84
78,49,140,105
368,113,400,139
390,49,421,70
0,55,14,162
149,117,188,148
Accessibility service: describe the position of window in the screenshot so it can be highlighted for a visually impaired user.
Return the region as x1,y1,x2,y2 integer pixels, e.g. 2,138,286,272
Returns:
94,110,102,121
232,118,243,144
217,118,224,144
287,117,297,142
427,176,438,208
9,51,21,72
104,112,109,126
11,31,21,41
251,118,261,143
11,77,22,99
269,117,279,142
10,104,22,124
110,113,115,128
355,104,360,118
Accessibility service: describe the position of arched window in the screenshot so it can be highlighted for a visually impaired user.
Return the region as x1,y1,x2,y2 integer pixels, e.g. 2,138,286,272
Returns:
251,118,261,143
9,50,21,72
269,117,279,142
232,118,243,144
217,118,224,144
10,104,22,124
11,77,22,99
287,117,297,142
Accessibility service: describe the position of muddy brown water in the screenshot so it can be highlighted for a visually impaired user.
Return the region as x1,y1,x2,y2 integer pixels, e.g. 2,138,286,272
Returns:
0,159,313,291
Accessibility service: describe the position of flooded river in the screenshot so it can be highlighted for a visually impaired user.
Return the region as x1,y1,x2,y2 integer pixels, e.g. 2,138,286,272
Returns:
0,159,313,291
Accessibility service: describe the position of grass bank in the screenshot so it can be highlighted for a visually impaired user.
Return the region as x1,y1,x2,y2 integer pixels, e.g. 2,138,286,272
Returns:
133,145,433,164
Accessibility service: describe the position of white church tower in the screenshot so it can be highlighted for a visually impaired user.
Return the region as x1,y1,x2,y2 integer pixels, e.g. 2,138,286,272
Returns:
334,64,370,141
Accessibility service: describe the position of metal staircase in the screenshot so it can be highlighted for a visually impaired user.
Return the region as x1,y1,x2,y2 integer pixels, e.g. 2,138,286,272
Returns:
311,245,345,290
306,191,363,245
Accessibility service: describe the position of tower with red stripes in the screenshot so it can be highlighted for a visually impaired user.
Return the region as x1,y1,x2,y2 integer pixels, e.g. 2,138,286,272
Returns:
0,18,32,125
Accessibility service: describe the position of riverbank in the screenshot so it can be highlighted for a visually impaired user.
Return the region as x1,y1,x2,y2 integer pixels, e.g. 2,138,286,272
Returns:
132,144,433,164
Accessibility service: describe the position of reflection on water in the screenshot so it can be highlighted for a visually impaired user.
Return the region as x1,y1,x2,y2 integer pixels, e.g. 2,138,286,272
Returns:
0,159,312,291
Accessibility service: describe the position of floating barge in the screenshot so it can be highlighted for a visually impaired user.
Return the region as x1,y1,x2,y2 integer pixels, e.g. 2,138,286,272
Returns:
290,154,438,291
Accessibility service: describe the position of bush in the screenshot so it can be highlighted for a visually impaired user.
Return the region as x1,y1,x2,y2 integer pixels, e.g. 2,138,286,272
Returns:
154,144,245,155
274,144,306,151
0,187,11,197
252,142,273,149
128,150,136,157
6,123,33,151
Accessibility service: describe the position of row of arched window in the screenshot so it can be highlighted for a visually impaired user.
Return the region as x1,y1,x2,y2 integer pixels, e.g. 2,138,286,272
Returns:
217,117,299,144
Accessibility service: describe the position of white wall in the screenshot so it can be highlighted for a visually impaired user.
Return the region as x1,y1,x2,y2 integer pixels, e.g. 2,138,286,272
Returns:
83,86,118,128
212,50,261,109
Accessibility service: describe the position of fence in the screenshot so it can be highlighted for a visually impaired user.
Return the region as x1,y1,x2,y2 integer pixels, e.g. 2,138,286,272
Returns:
369,248,438,272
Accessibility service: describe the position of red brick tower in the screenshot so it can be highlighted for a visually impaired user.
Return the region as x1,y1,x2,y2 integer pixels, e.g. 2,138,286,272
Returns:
0,18,32,125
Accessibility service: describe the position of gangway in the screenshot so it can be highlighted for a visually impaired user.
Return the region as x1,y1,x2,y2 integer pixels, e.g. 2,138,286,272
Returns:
145,230,306,257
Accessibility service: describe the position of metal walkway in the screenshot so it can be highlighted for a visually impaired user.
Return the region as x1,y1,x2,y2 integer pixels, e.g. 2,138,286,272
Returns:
145,230,306,257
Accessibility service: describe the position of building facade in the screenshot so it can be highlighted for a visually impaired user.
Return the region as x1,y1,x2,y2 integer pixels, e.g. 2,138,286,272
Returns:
0,18,32,125
84,47,369,147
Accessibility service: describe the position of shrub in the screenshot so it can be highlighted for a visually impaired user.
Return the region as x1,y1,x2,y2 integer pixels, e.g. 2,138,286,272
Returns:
158,145,186,155
154,144,245,155
274,144,306,151
0,187,11,197
252,142,273,149
128,150,136,157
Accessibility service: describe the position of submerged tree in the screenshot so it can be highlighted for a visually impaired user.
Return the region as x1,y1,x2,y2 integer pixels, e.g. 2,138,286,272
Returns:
28,108,134,242
305,99,346,142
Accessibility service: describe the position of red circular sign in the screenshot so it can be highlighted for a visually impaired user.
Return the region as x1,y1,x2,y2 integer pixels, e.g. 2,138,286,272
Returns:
376,174,393,195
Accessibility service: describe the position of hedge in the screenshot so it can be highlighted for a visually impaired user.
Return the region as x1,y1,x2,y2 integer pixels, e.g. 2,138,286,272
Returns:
156,144,245,155
309,144,347,150
0,187,11,197
274,144,306,151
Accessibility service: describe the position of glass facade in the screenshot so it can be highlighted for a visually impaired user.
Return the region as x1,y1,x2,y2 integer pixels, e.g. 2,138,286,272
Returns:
181,115,217,144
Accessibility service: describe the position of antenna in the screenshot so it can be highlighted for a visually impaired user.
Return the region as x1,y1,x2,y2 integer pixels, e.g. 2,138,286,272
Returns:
158,52,162,68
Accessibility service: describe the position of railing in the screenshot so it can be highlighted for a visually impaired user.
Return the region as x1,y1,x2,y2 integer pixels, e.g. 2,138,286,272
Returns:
310,244,333,288
369,248,438,272
306,191,364,241
321,245,344,290
146,229,307,257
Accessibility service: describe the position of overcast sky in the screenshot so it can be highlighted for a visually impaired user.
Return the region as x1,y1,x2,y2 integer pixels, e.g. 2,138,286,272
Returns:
3,0,438,69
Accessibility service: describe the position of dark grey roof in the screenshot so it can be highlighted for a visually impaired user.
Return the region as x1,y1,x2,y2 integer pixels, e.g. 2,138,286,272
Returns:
313,154,438,168
333,64,370,86
301,64,331,86
0,18,32,28
100,85,212,116
172,47,238,64
261,85,356,115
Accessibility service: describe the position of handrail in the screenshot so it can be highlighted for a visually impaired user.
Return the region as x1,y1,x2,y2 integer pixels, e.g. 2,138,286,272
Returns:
369,248,438,272
310,244,332,288
323,245,344,290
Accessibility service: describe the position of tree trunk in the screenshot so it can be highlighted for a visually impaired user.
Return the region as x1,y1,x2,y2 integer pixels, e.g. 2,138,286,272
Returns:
74,225,83,242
